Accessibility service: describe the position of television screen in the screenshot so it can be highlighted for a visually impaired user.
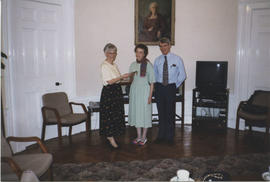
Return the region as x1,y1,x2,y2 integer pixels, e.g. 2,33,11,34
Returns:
196,61,228,90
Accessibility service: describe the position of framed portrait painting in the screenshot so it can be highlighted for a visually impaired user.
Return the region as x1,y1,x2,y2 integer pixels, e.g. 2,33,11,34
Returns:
135,0,175,45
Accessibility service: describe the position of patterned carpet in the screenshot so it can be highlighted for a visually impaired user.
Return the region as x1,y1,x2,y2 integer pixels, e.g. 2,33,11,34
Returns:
51,153,270,181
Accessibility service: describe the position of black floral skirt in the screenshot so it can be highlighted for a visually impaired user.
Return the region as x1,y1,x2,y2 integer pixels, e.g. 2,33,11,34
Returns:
99,84,125,137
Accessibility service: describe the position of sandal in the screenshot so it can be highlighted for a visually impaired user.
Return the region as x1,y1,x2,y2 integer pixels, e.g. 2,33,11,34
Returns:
138,138,147,146
132,138,141,145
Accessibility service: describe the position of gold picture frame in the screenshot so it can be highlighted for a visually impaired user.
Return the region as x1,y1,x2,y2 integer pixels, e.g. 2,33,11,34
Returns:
135,0,175,45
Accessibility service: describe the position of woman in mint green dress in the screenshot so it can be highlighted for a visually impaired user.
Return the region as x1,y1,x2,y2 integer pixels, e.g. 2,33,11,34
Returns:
128,44,155,146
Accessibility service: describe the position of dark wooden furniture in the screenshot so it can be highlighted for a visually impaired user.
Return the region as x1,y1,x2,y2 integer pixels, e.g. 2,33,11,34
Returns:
192,88,229,130
41,92,90,142
236,90,270,142
1,135,53,181
88,81,185,127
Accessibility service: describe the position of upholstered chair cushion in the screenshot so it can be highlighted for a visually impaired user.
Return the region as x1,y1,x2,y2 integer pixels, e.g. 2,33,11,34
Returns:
250,90,270,107
47,113,87,124
1,163,18,181
42,92,72,119
1,134,12,157
238,108,267,121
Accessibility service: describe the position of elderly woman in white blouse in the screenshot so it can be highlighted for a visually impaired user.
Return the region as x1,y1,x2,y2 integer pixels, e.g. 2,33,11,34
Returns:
99,43,130,149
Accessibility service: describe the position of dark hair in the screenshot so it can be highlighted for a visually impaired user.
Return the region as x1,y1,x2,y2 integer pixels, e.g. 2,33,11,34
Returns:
134,44,148,58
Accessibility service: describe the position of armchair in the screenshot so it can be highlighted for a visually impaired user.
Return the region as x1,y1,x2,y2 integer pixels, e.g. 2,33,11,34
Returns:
1,135,53,181
41,92,90,142
236,90,270,141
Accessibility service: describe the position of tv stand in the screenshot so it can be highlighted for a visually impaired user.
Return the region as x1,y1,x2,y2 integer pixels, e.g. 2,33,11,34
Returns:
192,88,229,130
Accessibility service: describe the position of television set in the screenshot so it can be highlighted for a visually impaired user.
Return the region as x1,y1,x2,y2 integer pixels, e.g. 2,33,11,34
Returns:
196,61,228,91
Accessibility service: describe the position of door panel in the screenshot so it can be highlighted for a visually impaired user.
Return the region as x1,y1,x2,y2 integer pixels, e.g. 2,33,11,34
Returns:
235,1,270,130
7,0,72,145
248,8,270,95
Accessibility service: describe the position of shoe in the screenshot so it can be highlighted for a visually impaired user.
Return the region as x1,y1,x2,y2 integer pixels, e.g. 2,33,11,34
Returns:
138,138,147,146
132,138,141,145
106,139,119,149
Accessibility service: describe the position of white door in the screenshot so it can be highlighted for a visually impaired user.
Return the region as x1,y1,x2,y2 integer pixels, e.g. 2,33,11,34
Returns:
234,0,270,130
247,8,270,95
4,0,75,151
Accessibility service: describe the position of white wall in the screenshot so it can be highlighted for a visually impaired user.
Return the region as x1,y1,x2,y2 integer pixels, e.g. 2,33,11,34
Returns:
74,0,238,127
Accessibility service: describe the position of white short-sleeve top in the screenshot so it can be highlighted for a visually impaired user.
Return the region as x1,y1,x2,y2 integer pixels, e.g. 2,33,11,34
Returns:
101,60,121,86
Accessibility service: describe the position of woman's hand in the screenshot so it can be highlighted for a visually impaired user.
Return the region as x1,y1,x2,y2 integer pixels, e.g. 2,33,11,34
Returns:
148,96,152,104
148,83,154,104
148,26,154,31
122,73,130,79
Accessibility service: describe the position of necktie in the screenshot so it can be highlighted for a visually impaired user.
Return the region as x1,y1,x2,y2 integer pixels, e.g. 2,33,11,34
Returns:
163,56,168,86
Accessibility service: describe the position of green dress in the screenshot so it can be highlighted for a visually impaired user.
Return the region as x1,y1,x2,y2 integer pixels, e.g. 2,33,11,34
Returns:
128,61,155,128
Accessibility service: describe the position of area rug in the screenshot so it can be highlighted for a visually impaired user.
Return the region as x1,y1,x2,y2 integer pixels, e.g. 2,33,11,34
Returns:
52,153,270,181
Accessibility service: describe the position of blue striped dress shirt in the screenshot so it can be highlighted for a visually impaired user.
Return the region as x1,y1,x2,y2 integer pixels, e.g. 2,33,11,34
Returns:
154,52,186,88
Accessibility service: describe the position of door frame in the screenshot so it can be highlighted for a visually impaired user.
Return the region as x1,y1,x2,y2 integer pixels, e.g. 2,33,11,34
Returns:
2,0,76,150
2,0,16,137
234,0,270,130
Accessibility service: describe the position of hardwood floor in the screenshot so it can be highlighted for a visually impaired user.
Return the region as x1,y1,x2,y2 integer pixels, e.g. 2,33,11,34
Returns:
19,125,270,181
22,125,269,164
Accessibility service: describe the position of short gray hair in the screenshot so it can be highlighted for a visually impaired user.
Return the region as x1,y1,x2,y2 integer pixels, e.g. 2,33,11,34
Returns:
159,37,171,45
103,43,117,53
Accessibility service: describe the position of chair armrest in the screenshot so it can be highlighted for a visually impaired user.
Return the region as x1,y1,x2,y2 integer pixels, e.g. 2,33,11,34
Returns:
1,156,23,179
42,106,61,124
69,102,88,114
7,137,49,153
237,101,248,112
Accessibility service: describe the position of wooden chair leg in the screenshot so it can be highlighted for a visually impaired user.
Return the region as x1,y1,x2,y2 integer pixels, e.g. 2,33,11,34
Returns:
236,115,240,132
57,124,62,142
41,123,46,141
69,126,72,136
86,117,90,136
181,101,184,128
